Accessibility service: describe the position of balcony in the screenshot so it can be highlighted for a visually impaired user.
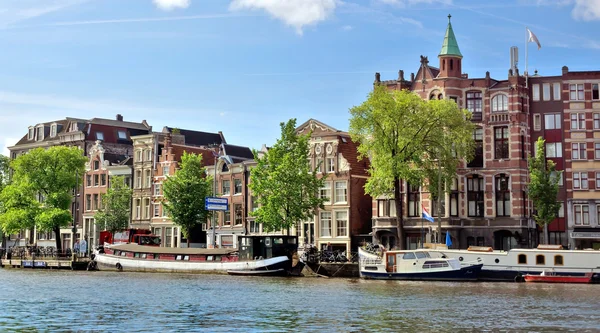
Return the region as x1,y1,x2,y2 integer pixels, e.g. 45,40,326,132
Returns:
489,112,509,123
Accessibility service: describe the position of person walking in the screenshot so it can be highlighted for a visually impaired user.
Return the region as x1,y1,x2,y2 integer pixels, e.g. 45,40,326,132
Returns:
73,240,80,258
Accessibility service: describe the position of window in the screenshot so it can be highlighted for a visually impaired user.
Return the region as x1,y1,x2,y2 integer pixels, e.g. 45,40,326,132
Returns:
162,165,169,176
165,228,172,247
94,160,100,170
574,204,589,225
320,211,332,237
550,171,563,187
553,83,561,100
491,94,508,112
571,113,586,130
94,174,99,186
93,194,99,210
467,175,484,217
407,183,420,217
545,142,562,158
316,158,323,173
162,202,168,217
326,157,335,173
594,84,600,100
234,204,243,225
136,150,142,162
431,194,445,218
494,127,509,159
450,178,459,217
135,199,141,218
334,181,347,203
320,182,331,203
36,126,44,141
86,175,92,187
532,84,540,101
466,91,482,115
135,170,141,188
28,127,34,140
154,204,160,217
595,143,600,160
86,194,91,211
146,150,152,162
468,128,483,168
251,196,259,212
144,198,150,218
554,255,563,266
234,179,242,194
221,180,230,195
145,170,151,187
100,174,106,186
572,143,587,160
570,84,584,100
50,124,57,137
377,199,396,217
573,172,588,190
249,220,260,233
154,184,161,196
533,114,541,131
542,83,551,101
495,174,510,217
518,254,527,264
594,113,600,129
544,114,561,130
536,255,545,265
557,202,565,218
117,131,127,140
335,211,348,237
96,132,104,141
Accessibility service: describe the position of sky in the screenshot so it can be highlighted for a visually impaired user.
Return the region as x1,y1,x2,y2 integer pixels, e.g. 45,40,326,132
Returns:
1,0,600,156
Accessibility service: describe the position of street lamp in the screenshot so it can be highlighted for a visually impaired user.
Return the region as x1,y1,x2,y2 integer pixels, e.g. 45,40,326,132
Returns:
208,143,232,248
72,169,80,261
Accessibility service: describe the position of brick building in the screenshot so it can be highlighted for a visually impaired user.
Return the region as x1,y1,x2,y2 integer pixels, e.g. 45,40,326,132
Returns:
373,16,533,250
8,115,151,250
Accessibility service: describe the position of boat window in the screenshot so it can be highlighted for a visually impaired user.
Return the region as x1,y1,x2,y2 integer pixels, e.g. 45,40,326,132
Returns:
154,254,159,259
215,255,222,262
134,253,140,258
273,238,283,244
121,252,127,257
176,255,182,261
402,252,416,260
207,255,214,261
141,253,147,259
287,238,297,244
554,255,563,266
518,254,527,264
114,251,120,256
422,261,449,269
364,266,378,271
416,252,427,259
536,255,545,265
184,255,190,261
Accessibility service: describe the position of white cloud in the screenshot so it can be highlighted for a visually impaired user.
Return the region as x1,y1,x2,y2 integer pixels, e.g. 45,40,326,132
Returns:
378,0,451,6
229,0,337,35
153,0,191,11
342,24,352,30
571,0,600,21
0,0,88,27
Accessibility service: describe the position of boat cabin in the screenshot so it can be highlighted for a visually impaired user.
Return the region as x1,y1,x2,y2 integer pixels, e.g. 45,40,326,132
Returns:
384,250,461,273
238,236,298,261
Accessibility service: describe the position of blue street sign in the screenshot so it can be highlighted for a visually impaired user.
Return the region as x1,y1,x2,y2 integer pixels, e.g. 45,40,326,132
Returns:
205,197,228,211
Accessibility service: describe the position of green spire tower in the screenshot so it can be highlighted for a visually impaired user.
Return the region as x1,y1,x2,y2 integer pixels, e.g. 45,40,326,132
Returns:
438,14,463,78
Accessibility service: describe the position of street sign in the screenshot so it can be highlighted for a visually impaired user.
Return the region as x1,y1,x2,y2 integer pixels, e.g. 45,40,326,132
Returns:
205,197,228,211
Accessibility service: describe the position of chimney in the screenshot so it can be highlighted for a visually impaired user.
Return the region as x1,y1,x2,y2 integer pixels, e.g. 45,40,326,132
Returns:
398,70,404,81
116,114,123,121
562,66,569,75
410,73,415,81
374,72,381,84
485,71,490,87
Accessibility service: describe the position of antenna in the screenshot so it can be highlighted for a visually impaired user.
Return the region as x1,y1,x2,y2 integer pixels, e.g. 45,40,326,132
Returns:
510,46,519,73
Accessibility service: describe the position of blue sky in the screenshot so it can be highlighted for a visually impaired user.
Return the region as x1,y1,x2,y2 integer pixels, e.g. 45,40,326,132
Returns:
1,0,600,155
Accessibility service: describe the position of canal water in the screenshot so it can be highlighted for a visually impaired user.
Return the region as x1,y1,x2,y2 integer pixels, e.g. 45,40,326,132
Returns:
0,269,599,332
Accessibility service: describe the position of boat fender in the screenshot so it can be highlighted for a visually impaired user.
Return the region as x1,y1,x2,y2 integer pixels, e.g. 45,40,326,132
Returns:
514,275,524,283
116,262,123,271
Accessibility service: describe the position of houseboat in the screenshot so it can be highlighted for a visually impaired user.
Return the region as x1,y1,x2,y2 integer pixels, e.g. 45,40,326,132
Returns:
358,247,483,281
429,245,600,282
92,235,301,274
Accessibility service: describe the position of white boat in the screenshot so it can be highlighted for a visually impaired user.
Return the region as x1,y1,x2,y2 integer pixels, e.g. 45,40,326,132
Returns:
358,247,482,281
92,235,300,275
428,245,600,282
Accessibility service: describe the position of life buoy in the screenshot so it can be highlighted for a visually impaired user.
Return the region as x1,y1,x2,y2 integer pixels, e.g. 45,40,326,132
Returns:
116,262,123,271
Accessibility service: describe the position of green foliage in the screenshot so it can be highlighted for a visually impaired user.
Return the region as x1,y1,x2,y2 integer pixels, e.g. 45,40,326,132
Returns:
163,152,212,245
528,137,562,229
249,119,326,232
349,86,475,249
0,154,9,192
95,175,133,235
0,146,86,249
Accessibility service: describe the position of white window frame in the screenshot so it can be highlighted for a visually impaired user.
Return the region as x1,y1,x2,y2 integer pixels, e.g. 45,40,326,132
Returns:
326,157,335,173
221,180,231,196
570,84,584,101
28,127,34,140
334,181,347,204
544,114,561,130
96,132,104,141
50,124,57,137
542,83,551,101
154,184,161,196
571,113,586,130
533,114,541,131
594,113,600,129
573,204,589,225
572,143,587,160
573,172,589,190
320,181,332,204
335,211,348,237
532,84,540,101
154,204,160,217
117,130,127,140
234,179,243,195
320,211,332,237
491,94,508,112
545,142,562,158
553,82,561,101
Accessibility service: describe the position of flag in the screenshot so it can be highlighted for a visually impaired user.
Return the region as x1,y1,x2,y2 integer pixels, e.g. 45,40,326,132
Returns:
445,231,453,247
527,27,541,50
422,205,435,223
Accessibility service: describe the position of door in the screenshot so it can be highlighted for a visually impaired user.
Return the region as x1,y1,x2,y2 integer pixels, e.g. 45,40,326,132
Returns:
386,253,395,272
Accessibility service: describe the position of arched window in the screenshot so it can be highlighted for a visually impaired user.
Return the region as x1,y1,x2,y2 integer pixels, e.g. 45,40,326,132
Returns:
495,174,510,217
536,255,545,265
492,94,508,112
450,59,454,70
554,255,564,266
518,254,527,264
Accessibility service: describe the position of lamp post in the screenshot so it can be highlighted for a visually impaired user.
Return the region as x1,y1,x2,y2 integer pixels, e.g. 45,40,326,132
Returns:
208,144,233,248
72,170,80,261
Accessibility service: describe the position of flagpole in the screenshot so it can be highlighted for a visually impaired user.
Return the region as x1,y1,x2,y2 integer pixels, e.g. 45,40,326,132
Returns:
420,217,424,249
525,26,529,88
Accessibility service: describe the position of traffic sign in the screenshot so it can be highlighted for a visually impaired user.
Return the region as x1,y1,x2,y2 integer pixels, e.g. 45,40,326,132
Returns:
205,197,228,211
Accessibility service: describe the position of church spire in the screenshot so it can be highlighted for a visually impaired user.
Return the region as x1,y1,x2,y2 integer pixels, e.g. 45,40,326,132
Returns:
439,14,462,58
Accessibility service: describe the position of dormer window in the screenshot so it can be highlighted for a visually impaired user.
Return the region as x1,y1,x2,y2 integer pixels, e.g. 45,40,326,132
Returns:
28,127,34,140
50,124,57,137
36,126,44,141
96,132,104,141
117,131,127,140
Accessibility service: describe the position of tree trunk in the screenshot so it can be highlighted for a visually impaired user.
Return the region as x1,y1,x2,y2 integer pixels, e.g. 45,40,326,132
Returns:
394,176,406,250
186,231,190,248
54,226,62,253
543,223,549,245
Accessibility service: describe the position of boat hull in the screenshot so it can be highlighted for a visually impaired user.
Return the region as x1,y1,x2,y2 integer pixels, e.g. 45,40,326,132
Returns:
94,253,291,274
360,264,483,281
227,268,287,276
524,274,592,284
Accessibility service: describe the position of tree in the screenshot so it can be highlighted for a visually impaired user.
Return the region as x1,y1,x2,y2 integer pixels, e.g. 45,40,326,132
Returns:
163,152,212,247
0,154,9,193
3,146,86,251
528,137,562,244
349,86,474,249
94,175,133,237
249,119,326,233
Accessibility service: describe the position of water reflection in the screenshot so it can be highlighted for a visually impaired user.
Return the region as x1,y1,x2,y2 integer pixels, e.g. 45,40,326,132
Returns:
0,270,599,332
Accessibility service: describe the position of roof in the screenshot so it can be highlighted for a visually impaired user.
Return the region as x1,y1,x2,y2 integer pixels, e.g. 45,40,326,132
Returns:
223,144,254,163
89,117,150,131
171,144,216,166
439,15,462,58
13,119,69,146
164,127,225,147
103,153,130,165
108,243,237,255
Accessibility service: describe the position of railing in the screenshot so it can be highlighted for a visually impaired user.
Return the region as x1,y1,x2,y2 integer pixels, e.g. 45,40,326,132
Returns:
489,112,509,123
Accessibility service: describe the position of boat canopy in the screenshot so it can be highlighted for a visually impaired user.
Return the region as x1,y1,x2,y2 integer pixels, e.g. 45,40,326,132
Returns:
108,244,237,256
